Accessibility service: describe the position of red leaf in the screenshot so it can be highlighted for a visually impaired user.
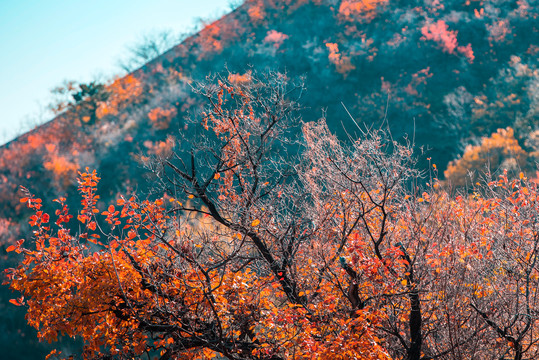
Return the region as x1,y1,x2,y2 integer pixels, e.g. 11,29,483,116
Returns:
9,298,22,306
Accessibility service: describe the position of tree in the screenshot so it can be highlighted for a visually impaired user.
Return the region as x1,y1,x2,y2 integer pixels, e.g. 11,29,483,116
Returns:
444,127,532,187
50,81,110,125
5,73,539,360
119,30,183,73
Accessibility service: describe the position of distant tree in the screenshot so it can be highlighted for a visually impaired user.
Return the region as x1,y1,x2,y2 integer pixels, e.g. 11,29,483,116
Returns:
444,127,532,187
50,81,109,125
119,30,183,72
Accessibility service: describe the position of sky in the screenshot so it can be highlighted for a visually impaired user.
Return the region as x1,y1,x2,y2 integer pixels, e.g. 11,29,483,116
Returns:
0,0,233,145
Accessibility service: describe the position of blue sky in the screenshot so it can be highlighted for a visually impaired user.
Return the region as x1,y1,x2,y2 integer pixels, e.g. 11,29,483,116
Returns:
0,0,232,144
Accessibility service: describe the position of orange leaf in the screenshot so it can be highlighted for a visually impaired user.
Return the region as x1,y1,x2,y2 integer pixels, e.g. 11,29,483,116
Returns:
251,219,260,227
5,245,16,253
9,298,22,306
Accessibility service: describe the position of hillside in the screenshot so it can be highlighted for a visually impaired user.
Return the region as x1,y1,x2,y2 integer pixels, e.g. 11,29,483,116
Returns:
0,0,538,357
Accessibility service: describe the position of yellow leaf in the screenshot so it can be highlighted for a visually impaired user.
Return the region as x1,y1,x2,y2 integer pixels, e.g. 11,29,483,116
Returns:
251,219,260,227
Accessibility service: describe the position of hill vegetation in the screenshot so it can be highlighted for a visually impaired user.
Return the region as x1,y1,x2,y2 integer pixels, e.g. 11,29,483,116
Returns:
0,0,538,358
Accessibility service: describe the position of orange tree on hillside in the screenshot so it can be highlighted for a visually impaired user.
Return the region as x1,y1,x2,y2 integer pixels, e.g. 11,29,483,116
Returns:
5,74,539,360
444,127,535,187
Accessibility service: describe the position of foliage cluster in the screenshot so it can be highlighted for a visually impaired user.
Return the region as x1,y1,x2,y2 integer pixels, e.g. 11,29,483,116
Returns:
6,75,539,360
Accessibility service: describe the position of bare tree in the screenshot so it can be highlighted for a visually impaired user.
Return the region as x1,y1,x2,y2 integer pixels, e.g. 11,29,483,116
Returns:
119,30,184,72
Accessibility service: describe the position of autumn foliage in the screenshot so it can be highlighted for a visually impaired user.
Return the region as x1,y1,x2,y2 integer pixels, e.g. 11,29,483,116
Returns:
0,0,538,357
4,75,539,360
445,127,533,187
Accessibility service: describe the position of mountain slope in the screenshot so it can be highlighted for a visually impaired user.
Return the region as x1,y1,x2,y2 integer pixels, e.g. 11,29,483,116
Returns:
0,0,538,357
